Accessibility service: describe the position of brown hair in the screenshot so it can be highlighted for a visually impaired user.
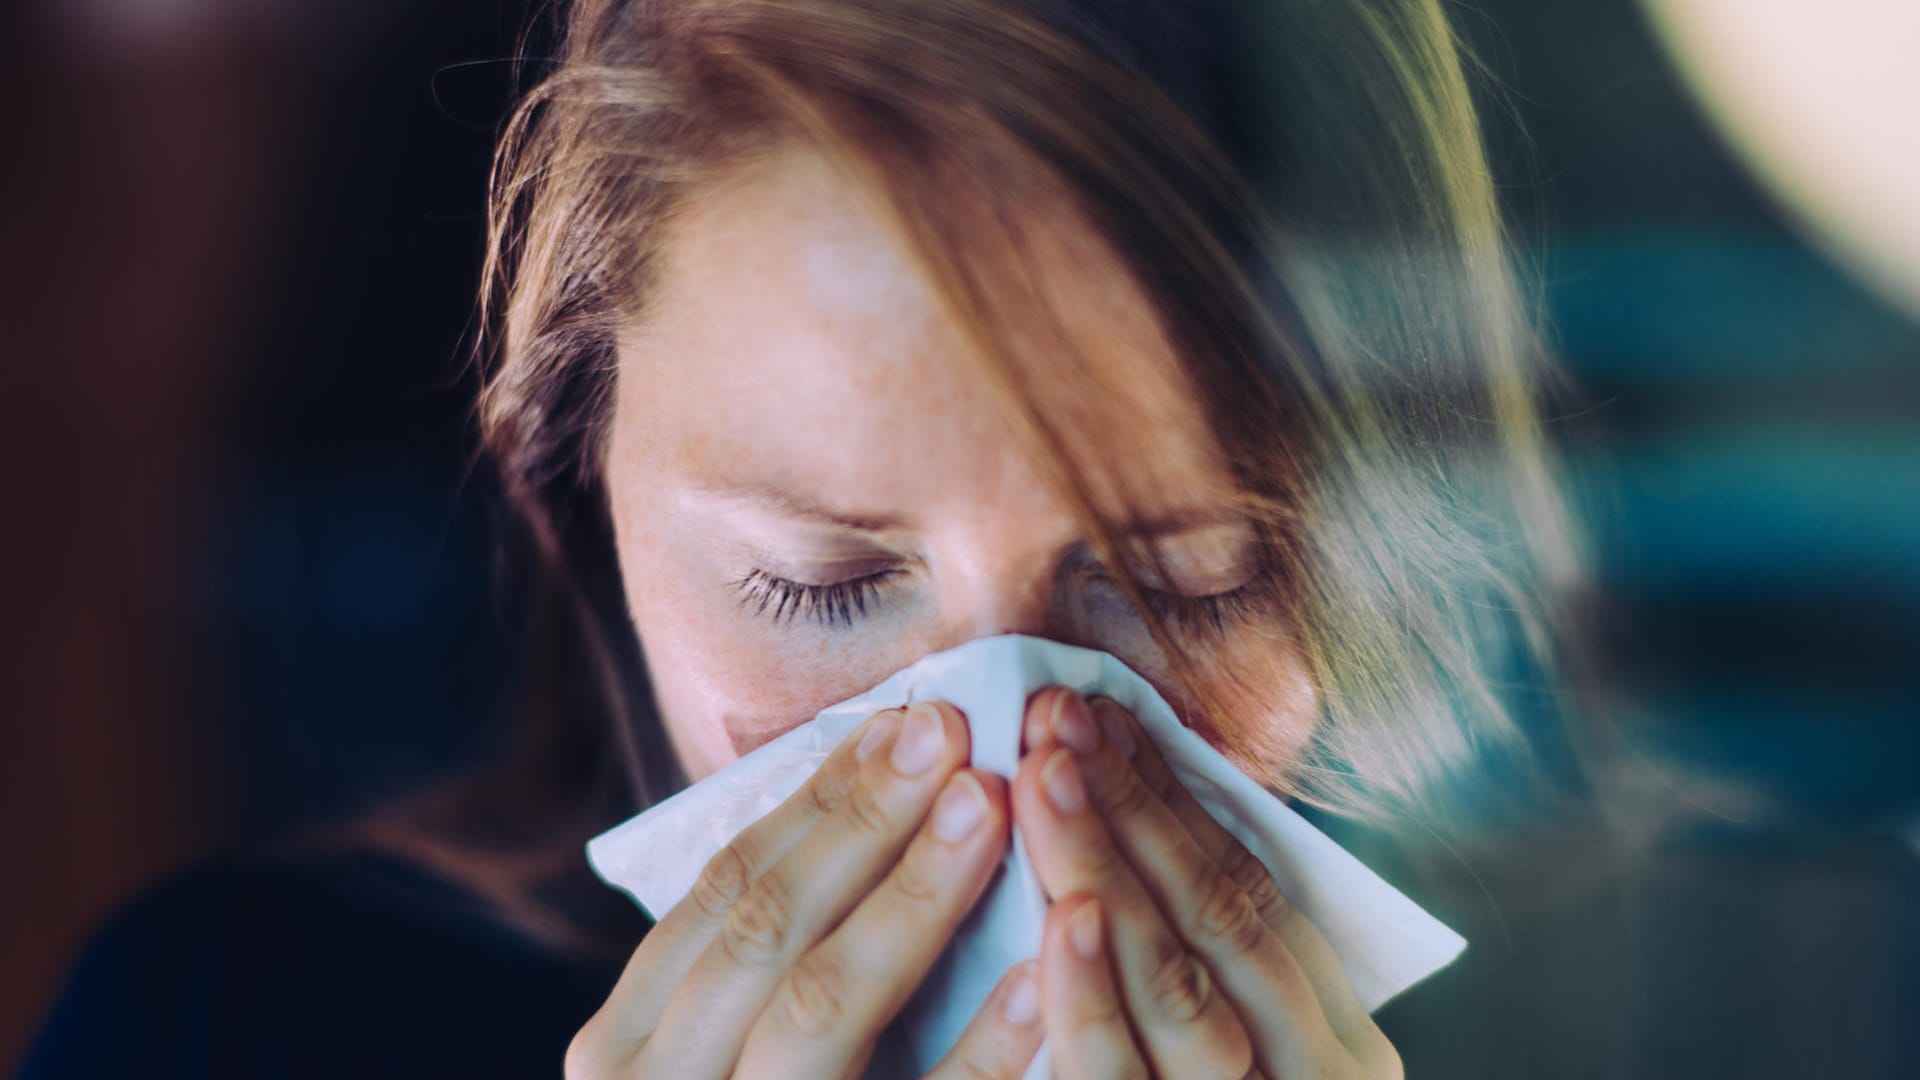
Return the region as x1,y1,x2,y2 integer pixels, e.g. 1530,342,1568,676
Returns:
384,0,1591,953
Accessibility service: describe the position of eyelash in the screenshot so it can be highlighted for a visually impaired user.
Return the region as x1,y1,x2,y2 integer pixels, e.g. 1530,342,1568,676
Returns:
730,564,1275,637
731,568,905,629
1130,571,1275,638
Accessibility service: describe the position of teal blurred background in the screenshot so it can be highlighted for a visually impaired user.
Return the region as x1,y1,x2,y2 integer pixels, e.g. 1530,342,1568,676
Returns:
4,0,1915,1074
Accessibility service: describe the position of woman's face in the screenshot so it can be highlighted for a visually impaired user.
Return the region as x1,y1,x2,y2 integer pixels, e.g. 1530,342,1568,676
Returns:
606,141,1317,781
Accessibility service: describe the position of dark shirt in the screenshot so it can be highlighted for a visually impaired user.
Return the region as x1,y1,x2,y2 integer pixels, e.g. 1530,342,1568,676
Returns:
25,837,1489,1079
17,826,1564,1079
21,850,632,1079
23,833,1498,1079
30,818,1910,1078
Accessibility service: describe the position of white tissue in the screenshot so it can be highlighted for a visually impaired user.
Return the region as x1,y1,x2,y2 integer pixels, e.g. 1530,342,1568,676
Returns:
587,634,1465,1077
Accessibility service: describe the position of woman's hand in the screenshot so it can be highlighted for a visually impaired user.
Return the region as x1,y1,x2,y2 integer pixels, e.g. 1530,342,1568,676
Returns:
1013,688,1404,1080
566,701,1044,1080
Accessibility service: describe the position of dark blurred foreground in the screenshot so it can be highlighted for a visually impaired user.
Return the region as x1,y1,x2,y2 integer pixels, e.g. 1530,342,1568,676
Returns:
3,1,1916,1075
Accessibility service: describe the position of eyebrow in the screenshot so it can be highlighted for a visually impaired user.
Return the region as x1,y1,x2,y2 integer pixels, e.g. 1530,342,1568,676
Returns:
687,478,1245,540
691,479,910,533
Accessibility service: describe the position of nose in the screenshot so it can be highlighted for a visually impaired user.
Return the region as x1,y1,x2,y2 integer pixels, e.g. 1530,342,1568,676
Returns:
925,545,1076,651
972,573,1063,641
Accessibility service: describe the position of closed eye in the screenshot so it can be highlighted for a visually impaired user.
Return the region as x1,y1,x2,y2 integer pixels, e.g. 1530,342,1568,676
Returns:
732,557,1280,639
1081,560,1280,639
730,567,906,629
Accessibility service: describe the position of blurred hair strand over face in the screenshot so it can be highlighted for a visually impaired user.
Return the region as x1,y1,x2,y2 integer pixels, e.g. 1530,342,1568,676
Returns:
452,0,1592,948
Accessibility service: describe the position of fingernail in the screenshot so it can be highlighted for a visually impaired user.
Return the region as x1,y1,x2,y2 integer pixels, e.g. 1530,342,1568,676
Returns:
891,702,946,775
1069,900,1103,959
932,773,987,841
1091,698,1137,759
1051,689,1100,755
855,709,902,762
1041,748,1087,814
1002,963,1039,1024
1023,694,1050,750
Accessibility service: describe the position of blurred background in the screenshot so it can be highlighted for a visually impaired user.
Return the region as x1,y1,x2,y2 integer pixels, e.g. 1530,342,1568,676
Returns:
3,0,1915,1076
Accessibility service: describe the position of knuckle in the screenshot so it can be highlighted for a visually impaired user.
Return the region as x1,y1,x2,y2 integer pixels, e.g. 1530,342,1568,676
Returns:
1073,837,1127,882
951,1058,996,1080
948,1043,1012,1080
842,780,898,839
814,743,864,808
805,773,842,819
688,844,751,918
1221,847,1293,928
1215,842,1264,891
779,950,851,1039
1248,875,1297,932
720,873,795,967
890,849,946,907
1148,771,1184,808
1067,985,1128,1033
1095,765,1158,825
1144,941,1215,1023
1191,872,1267,957
1134,753,1182,802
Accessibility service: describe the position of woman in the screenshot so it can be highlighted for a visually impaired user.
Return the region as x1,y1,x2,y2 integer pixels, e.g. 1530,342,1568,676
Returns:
24,0,1585,1076
483,0,1582,1074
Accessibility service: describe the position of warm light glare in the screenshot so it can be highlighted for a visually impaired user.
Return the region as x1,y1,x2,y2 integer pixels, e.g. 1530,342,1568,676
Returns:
1645,0,1920,321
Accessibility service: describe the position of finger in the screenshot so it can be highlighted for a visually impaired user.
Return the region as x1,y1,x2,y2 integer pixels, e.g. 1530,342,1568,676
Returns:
1091,696,1371,1045
578,705,909,1061
1014,701,1253,1080
734,770,1012,1078
1040,896,1150,1080
924,961,1045,1080
639,700,971,1078
1049,692,1350,1073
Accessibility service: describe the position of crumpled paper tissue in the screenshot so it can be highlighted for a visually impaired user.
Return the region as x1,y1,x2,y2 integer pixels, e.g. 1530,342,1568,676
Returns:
587,633,1466,1078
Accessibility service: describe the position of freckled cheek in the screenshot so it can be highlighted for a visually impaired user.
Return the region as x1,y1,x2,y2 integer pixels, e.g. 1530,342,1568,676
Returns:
1200,633,1320,780
632,572,920,758
1087,618,1316,782
1065,591,1175,676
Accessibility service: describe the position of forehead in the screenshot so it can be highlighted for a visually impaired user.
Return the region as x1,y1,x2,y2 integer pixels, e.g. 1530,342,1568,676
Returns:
614,140,1237,518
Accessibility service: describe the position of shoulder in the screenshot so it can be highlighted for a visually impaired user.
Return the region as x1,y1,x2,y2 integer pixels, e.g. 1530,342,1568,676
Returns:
21,848,632,1080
